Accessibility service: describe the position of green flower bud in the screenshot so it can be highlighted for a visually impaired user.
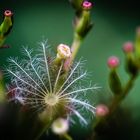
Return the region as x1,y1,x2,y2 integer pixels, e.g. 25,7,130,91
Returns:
0,10,13,47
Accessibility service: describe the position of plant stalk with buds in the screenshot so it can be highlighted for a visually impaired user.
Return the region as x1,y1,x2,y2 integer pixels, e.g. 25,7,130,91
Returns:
89,27,140,140
0,10,13,48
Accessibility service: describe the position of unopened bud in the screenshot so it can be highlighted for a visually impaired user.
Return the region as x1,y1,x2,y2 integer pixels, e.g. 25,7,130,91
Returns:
0,10,13,48
123,42,134,53
96,104,109,117
51,118,69,135
107,56,120,69
57,44,71,59
74,1,93,38
108,57,122,95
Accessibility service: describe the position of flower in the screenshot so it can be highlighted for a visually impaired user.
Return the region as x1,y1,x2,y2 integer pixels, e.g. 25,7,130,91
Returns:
51,118,69,135
57,44,71,59
82,1,92,10
4,10,13,17
7,40,98,125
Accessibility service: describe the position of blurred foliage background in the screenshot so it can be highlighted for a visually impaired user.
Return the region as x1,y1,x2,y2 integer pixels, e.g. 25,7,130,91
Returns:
0,0,140,139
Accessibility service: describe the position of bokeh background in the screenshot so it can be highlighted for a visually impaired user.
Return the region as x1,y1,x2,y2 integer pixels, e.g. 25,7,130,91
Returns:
0,0,140,139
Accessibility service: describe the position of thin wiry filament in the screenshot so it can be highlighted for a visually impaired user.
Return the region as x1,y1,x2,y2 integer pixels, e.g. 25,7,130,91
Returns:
56,61,80,95
42,43,52,93
24,48,49,93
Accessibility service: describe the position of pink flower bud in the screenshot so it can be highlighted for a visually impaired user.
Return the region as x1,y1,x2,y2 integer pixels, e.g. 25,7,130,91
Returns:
123,42,134,53
4,10,13,17
96,104,109,117
107,56,120,68
82,1,92,10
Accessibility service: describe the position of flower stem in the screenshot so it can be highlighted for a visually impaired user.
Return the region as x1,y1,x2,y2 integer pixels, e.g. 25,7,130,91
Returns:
61,133,73,140
71,33,82,62
89,75,137,140
109,75,136,115
34,121,52,140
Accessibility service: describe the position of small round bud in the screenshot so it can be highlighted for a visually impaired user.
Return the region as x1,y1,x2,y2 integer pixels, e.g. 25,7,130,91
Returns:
4,10,13,17
96,104,109,117
107,56,120,68
123,42,134,53
51,118,69,135
82,1,92,10
57,44,71,59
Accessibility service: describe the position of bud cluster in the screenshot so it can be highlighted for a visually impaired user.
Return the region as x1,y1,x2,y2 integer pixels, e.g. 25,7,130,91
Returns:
106,28,140,103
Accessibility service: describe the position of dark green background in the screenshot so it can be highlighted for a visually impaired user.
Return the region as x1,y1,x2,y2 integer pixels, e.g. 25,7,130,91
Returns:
0,0,140,139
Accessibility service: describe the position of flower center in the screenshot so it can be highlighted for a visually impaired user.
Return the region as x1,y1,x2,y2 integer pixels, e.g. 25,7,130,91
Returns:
45,94,59,106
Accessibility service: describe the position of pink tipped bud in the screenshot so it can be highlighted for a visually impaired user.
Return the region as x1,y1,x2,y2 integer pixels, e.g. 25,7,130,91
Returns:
57,44,71,59
107,56,120,68
96,104,109,117
123,42,134,53
4,10,13,17
82,1,92,10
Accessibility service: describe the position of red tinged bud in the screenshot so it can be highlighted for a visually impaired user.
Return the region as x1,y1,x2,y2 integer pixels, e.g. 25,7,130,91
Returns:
123,42,134,53
107,56,120,69
82,1,92,10
4,10,13,17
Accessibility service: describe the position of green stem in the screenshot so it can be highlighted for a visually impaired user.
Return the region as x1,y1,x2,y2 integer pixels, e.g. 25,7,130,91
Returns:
61,133,73,140
93,75,136,129
34,120,52,140
109,75,136,115
90,75,137,140
71,33,83,62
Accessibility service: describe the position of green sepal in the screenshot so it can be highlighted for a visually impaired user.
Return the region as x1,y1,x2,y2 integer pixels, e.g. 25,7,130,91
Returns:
109,69,122,95
125,53,138,76
75,10,93,38
69,0,83,17
0,16,13,36
0,15,13,47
